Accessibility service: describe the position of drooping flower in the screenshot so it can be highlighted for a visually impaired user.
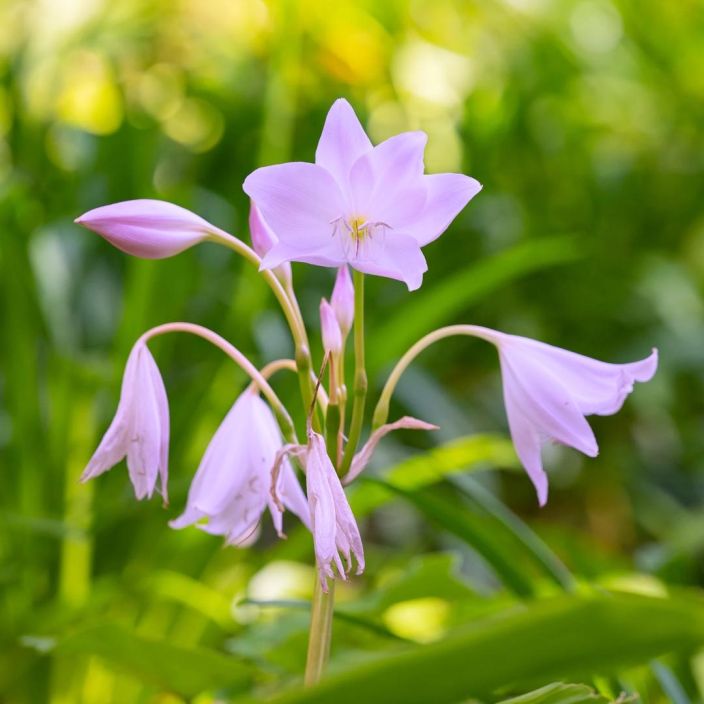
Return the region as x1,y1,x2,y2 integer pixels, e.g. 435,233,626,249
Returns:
81,341,169,501
249,202,292,286
273,428,364,589
75,199,216,259
331,265,354,337
170,389,310,544
243,99,482,290
320,298,342,356
471,327,658,506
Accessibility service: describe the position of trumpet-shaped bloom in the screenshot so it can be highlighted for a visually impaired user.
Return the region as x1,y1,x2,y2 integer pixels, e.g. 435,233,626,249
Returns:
243,99,482,290
473,328,658,506
76,199,214,259
170,390,309,544
249,202,292,286
81,342,169,501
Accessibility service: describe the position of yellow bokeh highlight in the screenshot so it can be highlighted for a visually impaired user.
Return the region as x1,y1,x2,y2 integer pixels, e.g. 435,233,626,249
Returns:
382,597,451,643
55,50,123,135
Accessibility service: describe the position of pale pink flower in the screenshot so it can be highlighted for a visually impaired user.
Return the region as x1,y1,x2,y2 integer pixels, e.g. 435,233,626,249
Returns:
75,199,215,258
81,342,169,501
243,99,482,290
473,328,658,506
319,298,342,355
249,202,292,286
170,390,309,544
331,265,354,337
273,428,364,590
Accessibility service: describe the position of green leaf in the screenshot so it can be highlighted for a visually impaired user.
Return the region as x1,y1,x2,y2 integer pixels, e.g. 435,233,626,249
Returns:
368,236,582,373
497,682,615,703
268,592,704,704
349,434,519,518
55,623,252,698
364,478,537,596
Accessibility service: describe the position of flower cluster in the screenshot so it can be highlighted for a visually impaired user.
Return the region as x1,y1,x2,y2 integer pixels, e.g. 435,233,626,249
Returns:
78,99,657,589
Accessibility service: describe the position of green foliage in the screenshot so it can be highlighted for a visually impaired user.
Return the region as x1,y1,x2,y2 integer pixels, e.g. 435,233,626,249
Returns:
0,0,703,701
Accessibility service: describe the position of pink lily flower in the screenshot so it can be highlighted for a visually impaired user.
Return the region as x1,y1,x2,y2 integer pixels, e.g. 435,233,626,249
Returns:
474,328,658,506
81,342,169,501
170,390,310,544
243,99,482,290
75,199,215,259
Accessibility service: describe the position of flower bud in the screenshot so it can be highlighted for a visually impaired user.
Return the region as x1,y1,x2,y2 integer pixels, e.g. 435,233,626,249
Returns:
249,202,292,286
75,199,212,259
331,265,354,336
320,298,342,355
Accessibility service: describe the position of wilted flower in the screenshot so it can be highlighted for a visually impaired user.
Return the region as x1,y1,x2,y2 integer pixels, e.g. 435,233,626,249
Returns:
75,199,215,259
170,389,309,544
249,202,292,286
81,341,169,501
331,265,354,337
243,99,482,290
343,416,438,484
475,328,658,506
273,427,364,589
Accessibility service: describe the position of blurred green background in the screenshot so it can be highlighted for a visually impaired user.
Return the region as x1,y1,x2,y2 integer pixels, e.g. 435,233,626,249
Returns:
1,0,704,702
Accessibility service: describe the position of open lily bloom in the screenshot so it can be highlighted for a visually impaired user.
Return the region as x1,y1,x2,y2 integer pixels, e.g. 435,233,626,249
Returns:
473,328,658,506
81,342,169,501
76,199,215,259
170,390,310,544
243,99,482,290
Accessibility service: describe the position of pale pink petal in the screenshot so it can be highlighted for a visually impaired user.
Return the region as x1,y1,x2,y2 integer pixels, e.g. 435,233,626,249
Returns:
75,199,211,258
315,98,373,191
502,391,549,506
249,202,292,284
344,416,438,484
402,174,482,246
350,233,428,291
280,465,312,532
326,464,365,574
145,349,170,502
506,339,658,416
500,352,599,458
261,239,345,270
126,347,164,500
243,162,345,248
349,131,427,214
306,433,339,585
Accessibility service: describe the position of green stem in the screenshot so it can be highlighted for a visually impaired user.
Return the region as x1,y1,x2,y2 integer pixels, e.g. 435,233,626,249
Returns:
339,271,367,477
372,324,499,429
304,579,335,686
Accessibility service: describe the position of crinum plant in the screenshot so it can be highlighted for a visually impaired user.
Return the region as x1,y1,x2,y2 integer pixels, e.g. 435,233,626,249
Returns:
77,99,657,685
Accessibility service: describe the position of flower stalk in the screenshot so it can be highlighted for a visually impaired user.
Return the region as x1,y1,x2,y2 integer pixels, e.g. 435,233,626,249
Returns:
304,579,335,686
339,270,367,477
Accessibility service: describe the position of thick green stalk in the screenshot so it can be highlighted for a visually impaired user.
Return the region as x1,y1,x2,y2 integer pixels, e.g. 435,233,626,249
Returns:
304,579,335,686
339,271,367,477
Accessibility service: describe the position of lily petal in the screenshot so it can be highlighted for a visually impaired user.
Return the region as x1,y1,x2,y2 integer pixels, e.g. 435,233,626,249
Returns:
75,199,212,258
315,98,373,191
244,162,345,250
404,174,483,246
